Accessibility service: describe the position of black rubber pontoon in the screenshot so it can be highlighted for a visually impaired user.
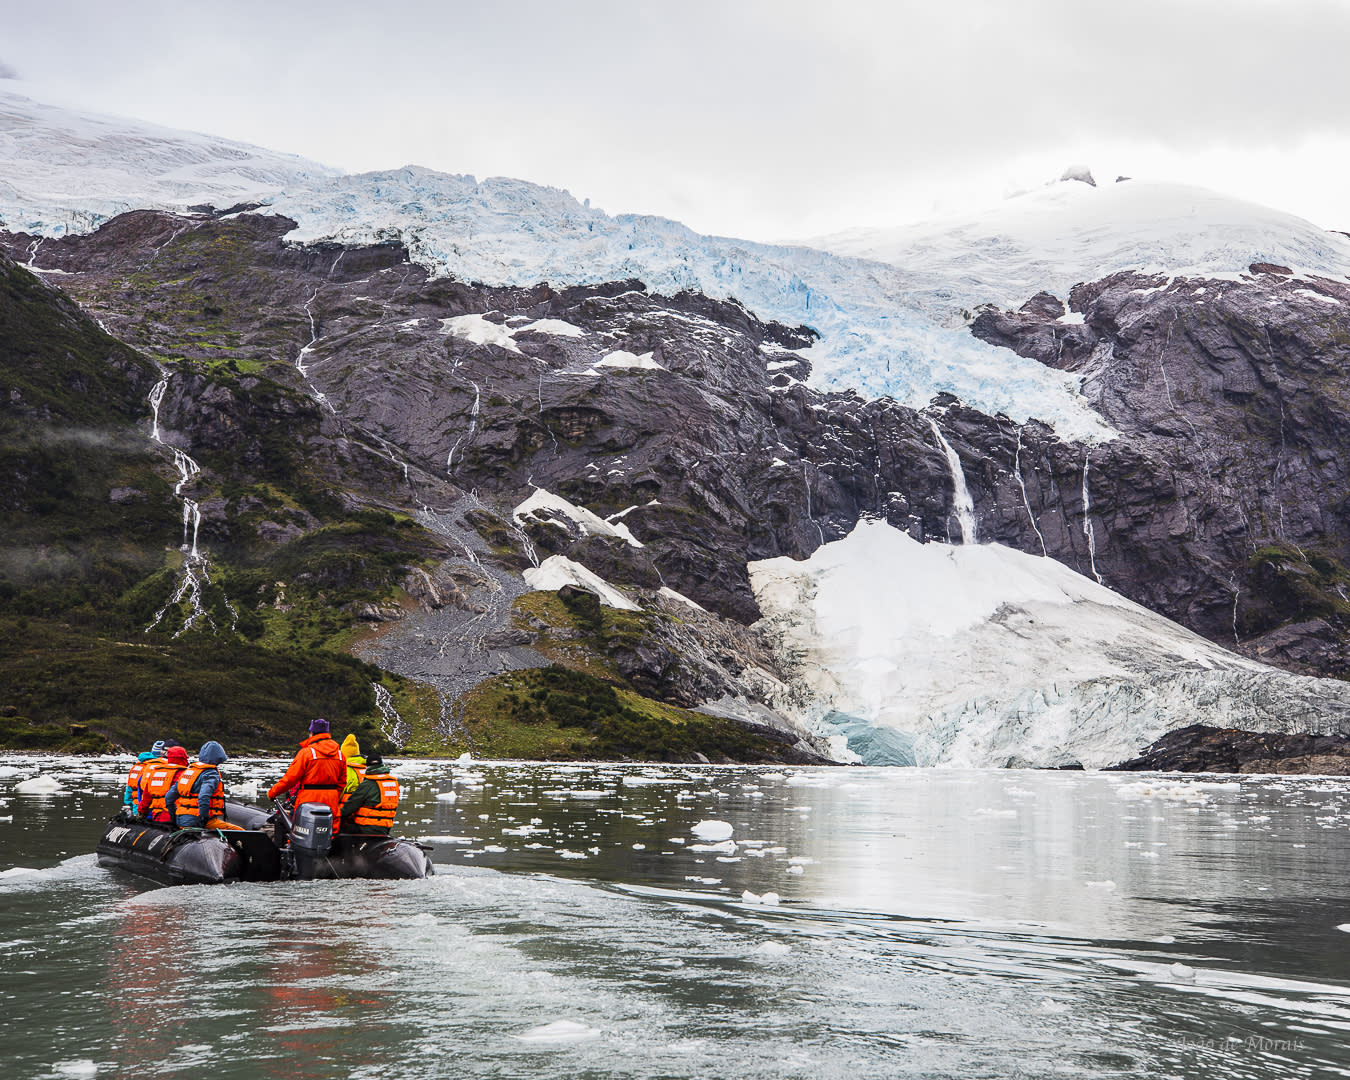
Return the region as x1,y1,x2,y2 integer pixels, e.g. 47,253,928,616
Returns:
97,801,432,886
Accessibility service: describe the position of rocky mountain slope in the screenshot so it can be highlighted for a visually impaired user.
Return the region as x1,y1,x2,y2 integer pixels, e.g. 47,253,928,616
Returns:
5,92,1350,767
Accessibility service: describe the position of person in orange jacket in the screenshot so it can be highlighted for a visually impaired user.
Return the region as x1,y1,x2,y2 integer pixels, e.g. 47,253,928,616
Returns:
138,746,190,823
267,718,347,831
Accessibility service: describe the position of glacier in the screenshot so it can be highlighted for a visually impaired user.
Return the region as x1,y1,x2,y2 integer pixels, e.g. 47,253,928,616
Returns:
750,520,1350,768
9,87,1350,442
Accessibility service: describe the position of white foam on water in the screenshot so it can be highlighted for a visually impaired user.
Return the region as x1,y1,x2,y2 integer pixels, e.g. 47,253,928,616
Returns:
514,1020,601,1043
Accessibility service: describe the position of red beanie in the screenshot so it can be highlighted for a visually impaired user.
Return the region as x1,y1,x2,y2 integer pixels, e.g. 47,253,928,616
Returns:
166,746,190,765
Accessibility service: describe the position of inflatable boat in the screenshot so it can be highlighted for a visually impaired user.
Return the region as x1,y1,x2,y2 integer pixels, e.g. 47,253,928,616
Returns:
96,801,433,886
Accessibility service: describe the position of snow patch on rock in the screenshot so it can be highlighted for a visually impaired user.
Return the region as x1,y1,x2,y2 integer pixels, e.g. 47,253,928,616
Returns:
523,555,639,611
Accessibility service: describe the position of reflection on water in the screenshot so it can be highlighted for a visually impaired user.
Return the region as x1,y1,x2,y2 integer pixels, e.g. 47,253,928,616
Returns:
1,756,1349,1079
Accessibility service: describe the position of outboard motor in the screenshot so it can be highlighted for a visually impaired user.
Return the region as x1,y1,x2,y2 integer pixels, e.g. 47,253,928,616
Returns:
290,804,333,857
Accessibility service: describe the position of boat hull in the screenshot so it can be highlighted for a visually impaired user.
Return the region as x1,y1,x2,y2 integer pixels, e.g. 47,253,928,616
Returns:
96,803,433,886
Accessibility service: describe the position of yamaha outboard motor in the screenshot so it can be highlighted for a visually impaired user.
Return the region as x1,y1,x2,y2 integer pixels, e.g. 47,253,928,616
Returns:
288,804,333,879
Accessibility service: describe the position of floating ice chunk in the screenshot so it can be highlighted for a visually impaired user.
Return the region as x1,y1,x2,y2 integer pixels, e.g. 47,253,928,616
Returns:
557,850,587,859
1337,924,1350,933
1168,962,1196,981
52,1062,99,1078
1084,880,1116,890
456,752,473,763
0,866,40,878
435,791,458,803
566,790,611,799
515,1020,600,1043
690,840,737,854
691,820,734,841
631,843,645,850
231,780,259,800
785,865,804,875
15,776,65,794
1036,998,1070,1014
786,856,815,866
1151,935,1177,944
420,835,473,844
742,890,781,905
753,941,791,958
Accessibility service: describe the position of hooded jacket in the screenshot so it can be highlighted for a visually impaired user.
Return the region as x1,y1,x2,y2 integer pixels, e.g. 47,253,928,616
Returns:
175,741,229,825
268,732,346,826
340,734,367,796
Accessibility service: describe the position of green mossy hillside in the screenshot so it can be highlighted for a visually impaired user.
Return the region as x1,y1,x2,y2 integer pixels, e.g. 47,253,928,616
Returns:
456,665,795,763
0,617,393,754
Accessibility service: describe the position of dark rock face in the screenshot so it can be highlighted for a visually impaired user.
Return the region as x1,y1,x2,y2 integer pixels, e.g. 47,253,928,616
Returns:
12,208,1350,764
970,269,1350,674
1107,723,1350,774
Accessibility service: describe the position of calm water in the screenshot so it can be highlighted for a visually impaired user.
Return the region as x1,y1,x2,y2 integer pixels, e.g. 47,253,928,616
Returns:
2,756,1349,1080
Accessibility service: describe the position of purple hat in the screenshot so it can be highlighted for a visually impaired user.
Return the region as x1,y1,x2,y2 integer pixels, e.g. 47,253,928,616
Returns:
308,718,330,734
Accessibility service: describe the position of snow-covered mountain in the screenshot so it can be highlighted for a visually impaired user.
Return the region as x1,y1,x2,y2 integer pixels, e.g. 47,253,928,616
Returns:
0,83,337,235
810,177,1350,313
751,520,1350,768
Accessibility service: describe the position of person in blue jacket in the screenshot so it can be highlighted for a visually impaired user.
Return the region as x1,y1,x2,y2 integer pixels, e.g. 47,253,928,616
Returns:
173,741,241,830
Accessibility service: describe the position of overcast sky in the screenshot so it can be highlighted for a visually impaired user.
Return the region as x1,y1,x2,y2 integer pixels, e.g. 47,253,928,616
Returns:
5,0,1350,241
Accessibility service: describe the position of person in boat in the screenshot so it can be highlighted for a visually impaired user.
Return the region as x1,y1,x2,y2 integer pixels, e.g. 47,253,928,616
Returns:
123,740,165,810
340,733,366,805
338,754,400,837
175,741,243,831
138,746,190,824
268,718,347,830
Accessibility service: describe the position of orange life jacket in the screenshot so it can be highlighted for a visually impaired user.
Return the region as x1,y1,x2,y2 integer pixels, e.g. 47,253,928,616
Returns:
129,756,164,803
140,763,187,822
351,774,400,830
174,761,225,823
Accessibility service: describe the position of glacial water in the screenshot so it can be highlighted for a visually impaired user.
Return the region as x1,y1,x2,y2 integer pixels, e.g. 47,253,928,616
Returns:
2,757,1349,1080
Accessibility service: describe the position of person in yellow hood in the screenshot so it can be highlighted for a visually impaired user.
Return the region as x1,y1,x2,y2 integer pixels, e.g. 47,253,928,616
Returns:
340,734,367,808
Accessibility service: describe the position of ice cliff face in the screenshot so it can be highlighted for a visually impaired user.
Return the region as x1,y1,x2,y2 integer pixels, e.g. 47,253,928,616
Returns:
751,520,1350,768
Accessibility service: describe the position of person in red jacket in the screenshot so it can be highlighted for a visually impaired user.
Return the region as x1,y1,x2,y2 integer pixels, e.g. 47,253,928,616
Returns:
267,718,347,832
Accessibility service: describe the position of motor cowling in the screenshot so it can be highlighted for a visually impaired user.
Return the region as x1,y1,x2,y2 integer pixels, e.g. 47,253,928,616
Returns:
290,804,333,856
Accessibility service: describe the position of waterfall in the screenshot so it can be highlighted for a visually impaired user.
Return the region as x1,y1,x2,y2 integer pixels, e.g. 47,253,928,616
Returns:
147,379,168,442
140,372,229,636
1014,428,1047,556
182,499,201,558
927,419,977,545
171,448,200,495
446,382,481,471
372,683,411,746
1081,449,1103,584
802,462,825,546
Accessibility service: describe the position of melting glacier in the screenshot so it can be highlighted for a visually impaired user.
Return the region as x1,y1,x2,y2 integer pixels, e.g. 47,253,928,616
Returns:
750,519,1350,768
